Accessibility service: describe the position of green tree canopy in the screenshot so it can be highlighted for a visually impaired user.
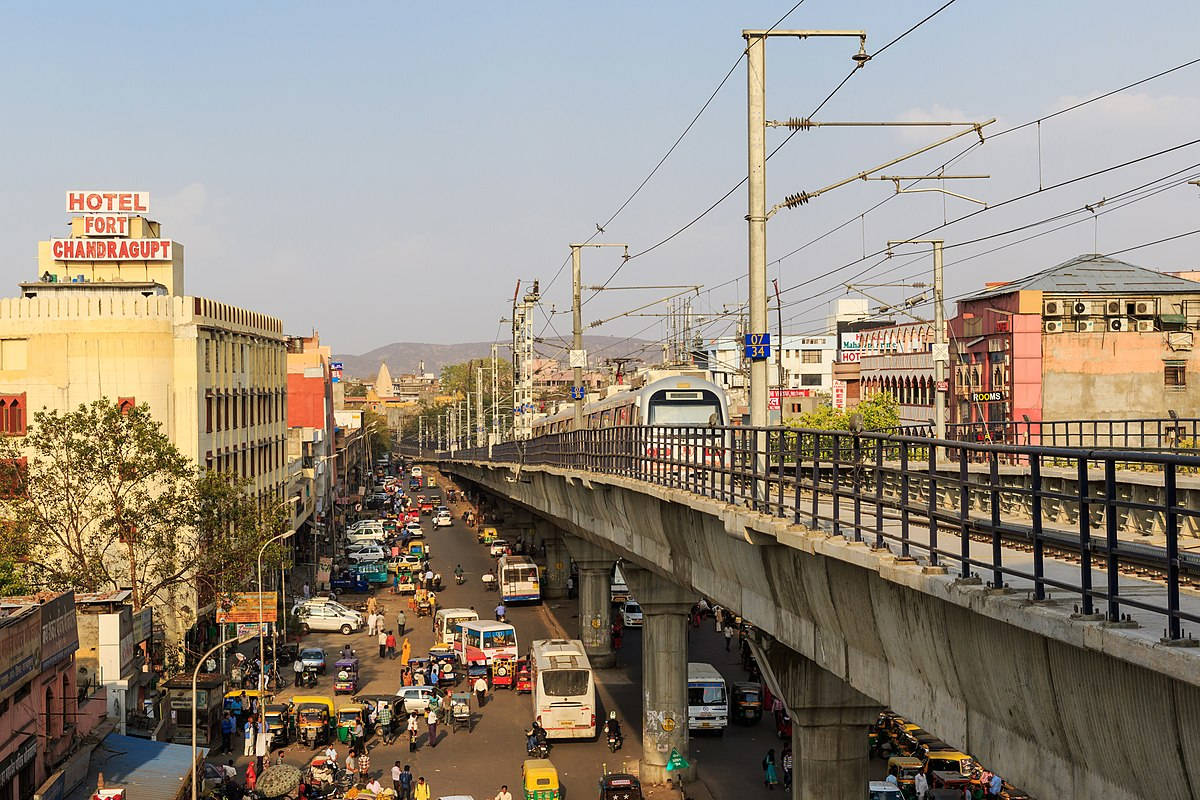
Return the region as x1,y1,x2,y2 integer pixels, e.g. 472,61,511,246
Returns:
786,391,900,432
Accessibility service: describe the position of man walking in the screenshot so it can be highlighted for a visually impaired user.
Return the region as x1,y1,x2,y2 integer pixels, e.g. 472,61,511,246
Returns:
414,777,431,800
473,675,488,707
357,748,371,785
493,785,513,800
293,656,304,687
220,712,235,753
426,707,439,748
392,762,404,796
913,770,929,800
379,628,389,658
396,609,407,636
242,715,256,757
724,622,733,651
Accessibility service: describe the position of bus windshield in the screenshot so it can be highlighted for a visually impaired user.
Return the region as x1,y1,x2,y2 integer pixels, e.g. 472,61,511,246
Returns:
688,683,726,705
482,628,515,647
541,669,590,697
647,399,722,426
504,565,538,582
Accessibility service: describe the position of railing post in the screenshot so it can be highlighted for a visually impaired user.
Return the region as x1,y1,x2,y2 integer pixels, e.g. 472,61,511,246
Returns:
775,429,785,518
874,437,885,549
959,453,970,578
852,433,862,543
832,433,842,539
1031,454,1045,601
899,442,910,558
1166,461,1181,640
794,428,803,526
989,450,1002,588
810,432,820,530
1104,458,1120,622
928,442,938,566
1078,457,1094,616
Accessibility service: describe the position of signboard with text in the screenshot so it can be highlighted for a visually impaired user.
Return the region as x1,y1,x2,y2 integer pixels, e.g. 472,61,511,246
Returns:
744,333,771,360
0,609,41,701
51,238,173,261
832,379,847,411
970,390,1005,403
216,592,278,624
66,191,150,214
39,590,78,668
768,388,814,411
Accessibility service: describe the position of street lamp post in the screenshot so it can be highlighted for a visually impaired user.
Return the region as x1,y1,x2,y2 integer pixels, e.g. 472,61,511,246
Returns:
192,634,246,800
257,522,296,691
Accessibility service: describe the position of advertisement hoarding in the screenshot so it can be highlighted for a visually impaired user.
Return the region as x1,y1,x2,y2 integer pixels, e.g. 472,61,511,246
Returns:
216,592,277,624
50,238,173,262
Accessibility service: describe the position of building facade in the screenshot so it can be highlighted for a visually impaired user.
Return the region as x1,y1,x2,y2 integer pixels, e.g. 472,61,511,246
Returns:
0,194,287,650
948,254,1200,437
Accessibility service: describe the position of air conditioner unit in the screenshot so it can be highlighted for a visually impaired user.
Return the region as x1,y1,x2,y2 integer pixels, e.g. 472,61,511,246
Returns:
1134,299,1158,316
1076,320,1098,332
1109,318,1130,332
1105,299,1124,316
1072,300,1091,316
1044,320,1063,333
1043,299,1064,316
1136,319,1156,332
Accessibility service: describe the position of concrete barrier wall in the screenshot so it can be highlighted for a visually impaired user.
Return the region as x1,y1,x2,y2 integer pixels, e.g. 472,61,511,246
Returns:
442,460,1200,800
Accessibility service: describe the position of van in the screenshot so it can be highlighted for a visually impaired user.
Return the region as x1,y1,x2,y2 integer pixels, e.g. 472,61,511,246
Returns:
434,608,479,646
293,599,364,635
687,662,728,733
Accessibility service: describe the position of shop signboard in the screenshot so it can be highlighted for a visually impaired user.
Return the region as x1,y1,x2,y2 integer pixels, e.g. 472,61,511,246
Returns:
50,238,173,261
0,608,41,700
39,590,78,668
832,379,847,411
216,592,277,624
970,391,1004,403
768,388,813,411
66,191,149,214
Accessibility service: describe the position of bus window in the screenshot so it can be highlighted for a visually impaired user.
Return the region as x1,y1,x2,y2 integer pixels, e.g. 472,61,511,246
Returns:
541,668,590,697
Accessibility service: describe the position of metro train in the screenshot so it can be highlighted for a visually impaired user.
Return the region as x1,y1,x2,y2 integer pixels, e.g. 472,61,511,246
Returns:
531,374,730,435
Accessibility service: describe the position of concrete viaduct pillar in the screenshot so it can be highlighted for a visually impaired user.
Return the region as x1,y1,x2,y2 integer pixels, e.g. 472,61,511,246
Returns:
562,535,615,667
625,566,693,786
750,633,882,800
531,518,569,599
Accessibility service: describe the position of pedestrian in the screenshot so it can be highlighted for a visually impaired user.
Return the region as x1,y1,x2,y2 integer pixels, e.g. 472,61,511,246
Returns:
346,750,357,777
494,785,513,800
407,712,420,751
566,574,575,598
379,628,388,658
988,773,1003,798
426,707,439,747
781,744,793,790
913,770,929,800
221,759,237,782
714,606,723,633
397,609,407,636
293,656,304,687
379,700,393,744
323,743,338,766
762,748,779,790
398,764,414,800
358,749,371,784
220,711,235,753
414,777,431,800
473,675,488,707
353,719,365,751
242,716,255,757
302,581,311,599
245,760,258,792
724,623,733,651
428,662,438,687
386,630,397,658
401,637,411,665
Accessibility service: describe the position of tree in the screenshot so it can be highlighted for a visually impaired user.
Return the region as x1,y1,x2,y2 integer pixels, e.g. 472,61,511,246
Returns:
786,392,900,432
191,470,287,601
363,409,393,455
0,399,283,612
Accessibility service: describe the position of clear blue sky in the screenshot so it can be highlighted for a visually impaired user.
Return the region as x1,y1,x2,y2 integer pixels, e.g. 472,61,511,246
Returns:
2,1,1198,355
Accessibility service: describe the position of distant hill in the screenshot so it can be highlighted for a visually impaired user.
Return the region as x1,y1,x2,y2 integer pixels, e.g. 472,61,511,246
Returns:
335,335,654,378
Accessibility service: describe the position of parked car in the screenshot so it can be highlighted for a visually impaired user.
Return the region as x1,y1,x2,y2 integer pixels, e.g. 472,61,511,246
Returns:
395,684,443,714
300,647,327,674
868,782,904,800
347,546,388,564
293,600,364,635
404,522,425,539
489,539,509,557
622,601,644,627
433,511,453,528
330,571,369,594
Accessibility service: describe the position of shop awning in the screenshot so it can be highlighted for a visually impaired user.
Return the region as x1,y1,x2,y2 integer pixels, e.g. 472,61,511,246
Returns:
66,733,203,800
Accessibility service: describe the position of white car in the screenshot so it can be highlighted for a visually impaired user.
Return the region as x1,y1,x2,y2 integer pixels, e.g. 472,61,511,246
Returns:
404,522,425,539
433,511,452,528
411,466,423,478
345,538,385,553
622,601,644,628
347,546,387,563
346,532,386,547
489,539,508,557
868,782,904,800
293,600,363,635
395,684,442,713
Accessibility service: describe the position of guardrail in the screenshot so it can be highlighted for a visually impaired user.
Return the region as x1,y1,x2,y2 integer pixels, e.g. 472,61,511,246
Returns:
439,426,1200,642
893,417,1200,452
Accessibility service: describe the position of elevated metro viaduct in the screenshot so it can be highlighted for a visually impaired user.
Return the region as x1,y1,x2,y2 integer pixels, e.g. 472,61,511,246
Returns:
435,457,1200,800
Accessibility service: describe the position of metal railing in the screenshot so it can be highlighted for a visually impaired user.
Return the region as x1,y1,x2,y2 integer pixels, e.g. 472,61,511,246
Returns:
439,425,1200,641
894,417,1200,452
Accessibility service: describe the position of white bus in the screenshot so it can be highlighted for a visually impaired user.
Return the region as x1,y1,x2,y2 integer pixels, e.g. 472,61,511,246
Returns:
498,555,541,603
530,639,596,739
687,662,728,733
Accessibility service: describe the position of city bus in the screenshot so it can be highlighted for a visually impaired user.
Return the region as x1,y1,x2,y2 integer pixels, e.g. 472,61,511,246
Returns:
530,639,596,739
498,555,541,603
687,662,728,733
454,619,519,665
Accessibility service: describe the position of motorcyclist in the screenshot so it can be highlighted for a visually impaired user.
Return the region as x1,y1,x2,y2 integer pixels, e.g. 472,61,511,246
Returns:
603,711,622,744
494,603,507,621
525,720,547,754
454,564,464,581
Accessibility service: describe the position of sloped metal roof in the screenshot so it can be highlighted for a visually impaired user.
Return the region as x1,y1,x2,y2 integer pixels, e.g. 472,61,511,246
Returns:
965,254,1200,300
67,734,201,800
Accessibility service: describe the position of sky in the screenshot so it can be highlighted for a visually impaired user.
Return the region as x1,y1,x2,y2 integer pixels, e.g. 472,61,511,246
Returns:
2,1,1199,356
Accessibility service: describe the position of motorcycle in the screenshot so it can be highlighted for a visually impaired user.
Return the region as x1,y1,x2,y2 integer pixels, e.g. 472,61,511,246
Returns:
607,729,622,753
455,572,465,585
525,728,551,759
301,665,319,688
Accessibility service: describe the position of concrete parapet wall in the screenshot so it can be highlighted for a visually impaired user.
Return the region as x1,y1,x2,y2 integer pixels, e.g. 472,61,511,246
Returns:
441,460,1200,800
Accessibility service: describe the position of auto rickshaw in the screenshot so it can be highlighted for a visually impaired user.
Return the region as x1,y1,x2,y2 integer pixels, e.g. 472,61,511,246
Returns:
333,658,359,695
523,758,560,800
263,702,294,748
336,704,372,744
491,657,516,690
223,689,265,720
599,773,643,800
429,645,458,686
407,541,430,560
478,526,497,545
395,566,416,594
730,681,763,725
450,692,473,733
415,590,432,617
514,659,532,693
885,756,924,796
293,696,335,748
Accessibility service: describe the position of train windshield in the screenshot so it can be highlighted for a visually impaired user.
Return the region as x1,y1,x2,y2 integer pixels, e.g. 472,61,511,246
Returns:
646,390,723,426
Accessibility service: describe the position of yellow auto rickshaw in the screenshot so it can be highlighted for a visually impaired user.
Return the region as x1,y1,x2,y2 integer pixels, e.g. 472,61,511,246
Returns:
523,758,560,800
263,702,294,748
293,695,335,749
336,704,372,744
478,526,498,545
885,756,924,795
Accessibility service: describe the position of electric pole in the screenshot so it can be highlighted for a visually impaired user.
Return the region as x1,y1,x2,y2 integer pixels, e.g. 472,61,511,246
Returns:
491,344,500,443
887,239,947,443
570,243,627,430
476,363,485,448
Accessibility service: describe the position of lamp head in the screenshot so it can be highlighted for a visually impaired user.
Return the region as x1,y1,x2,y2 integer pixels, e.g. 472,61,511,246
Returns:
852,38,871,65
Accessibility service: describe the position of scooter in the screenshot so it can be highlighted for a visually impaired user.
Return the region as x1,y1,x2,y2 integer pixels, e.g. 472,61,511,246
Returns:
455,572,466,585
301,665,319,688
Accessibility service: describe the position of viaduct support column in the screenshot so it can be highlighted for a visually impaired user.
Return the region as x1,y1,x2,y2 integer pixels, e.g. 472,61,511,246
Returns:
749,633,882,800
563,535,615,667
533,518,569,599
625,567,693,786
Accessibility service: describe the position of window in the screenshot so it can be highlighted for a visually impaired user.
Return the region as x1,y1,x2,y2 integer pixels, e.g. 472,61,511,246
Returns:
206,397,213,433
800,374,822,386
117,397,135,414
802,350,822,364
0,394,26,435
204,339,211,373
1165,362,1187,389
